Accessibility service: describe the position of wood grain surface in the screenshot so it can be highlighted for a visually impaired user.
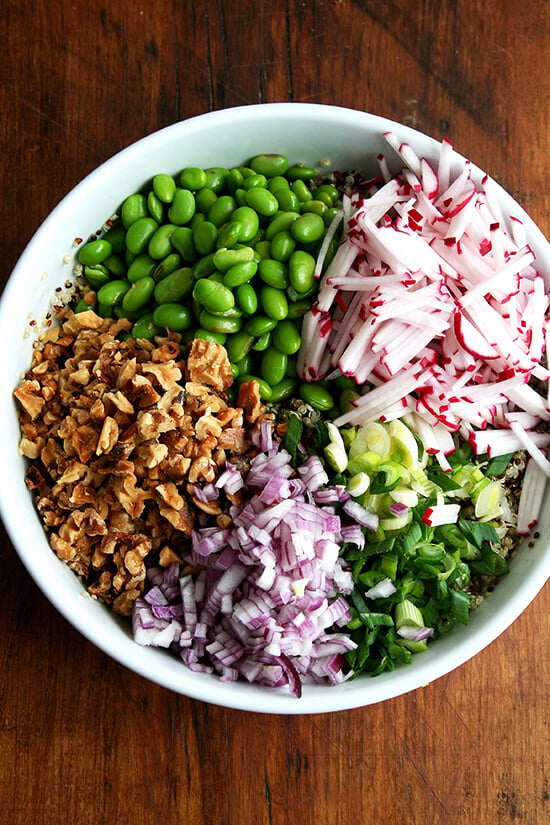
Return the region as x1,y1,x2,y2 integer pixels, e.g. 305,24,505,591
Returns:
1,2,550,823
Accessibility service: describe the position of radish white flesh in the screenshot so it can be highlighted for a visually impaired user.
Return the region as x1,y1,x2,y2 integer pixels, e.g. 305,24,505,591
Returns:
302,132,550,529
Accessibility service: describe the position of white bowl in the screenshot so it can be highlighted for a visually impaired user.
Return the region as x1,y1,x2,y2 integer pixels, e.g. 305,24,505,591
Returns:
1,103,549,714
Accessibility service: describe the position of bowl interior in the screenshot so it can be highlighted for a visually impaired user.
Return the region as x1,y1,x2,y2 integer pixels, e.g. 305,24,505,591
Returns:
1,103,550,714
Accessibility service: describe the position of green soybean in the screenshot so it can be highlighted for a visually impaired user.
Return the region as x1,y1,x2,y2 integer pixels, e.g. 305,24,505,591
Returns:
168,188,196,226
208,195,237,227
216,220,242,249
194,328,227,345
245,187,279,217
97,279,131,307
260,348,287,386
258,258,289,289
290,212,325,244
238,374,273,401
233,353,254,377
126,217,159,255
226,168,244,193
195,188,218,214
152,174,175,203
289,250,316,293
270,230,296,262
84,265,110,288
193,278,235,313
269,377,299,402
179,166,207,190
192,252,217,280
204,167,228,193
153,266,194,304
147,191,164,222
267,175,290,193
152,303,193,331
223,260,258,288
153,252,182,280
250,154,289,178
286,164,318,181
288,299,314,318
275,188,300,212
313,184,339,204
265,211,300,241
171,226,198,263
78,239,112,266
301,199,327,218
291,179,313,204
273,318,301,354
235,283,258,315
132,313,162,341
254,240,271,260
148,223,177,260
225,331,255,363
193,221,218,256
245,315,278,336
242,173,267,191
102,224,126,254
231,206,260,242
199,309,242,334
260,285,288,321
122,276,155,313
251,331,272,351
299,383,335,411
121,193,148,229
213,246,255,272
103,254,126,278
127,253,156,282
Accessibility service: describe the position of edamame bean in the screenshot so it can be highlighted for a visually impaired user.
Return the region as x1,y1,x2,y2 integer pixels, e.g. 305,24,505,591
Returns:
287,299,314,318
267,175,290,194
127,253,156,282
102,224,126,254
225,331,255,363
250,154,289,178
273,319,301,354
291,179,313,203
223,260,258,288
194,328,227,345
193,221,218,256
84,265,110,288
260,348,287,386
121,193,148,229
286,164,318,181
254,240,271,260
299,383,335,411
252,331,272,351
132,313,162,341
170,226,198,262
213,246,255,272
153,174,176,204
233,353,254,377
265,211,300,241
245,315,278,336
242,173,268,191
103,254,126,278
301,199,327,218
238,374,273,401
148,223,177,260
152,303,193,331
74,297,91,313
97,279,131,307
226,168,244,193
199,309,242,334
258,258,289,289
245,187,279,217
275,188,300,212
153,252,182,280
78,239,112,266
179,166,207,190
260,285,288,320
269,377,298,402
192,252,217,280
147,191,164,222
122,276,155,313
153,266,194,304
290,212,325,244
216,220,242,249
168,188,197,226
231,206,260,242
269,230,296,262
97,302,114,319
289,249,316,293
126,217,159,255
204,167,229,192
208,195,237,228
235,283,258,315
195,188,218,214
193,278,235,313
313,184,339,204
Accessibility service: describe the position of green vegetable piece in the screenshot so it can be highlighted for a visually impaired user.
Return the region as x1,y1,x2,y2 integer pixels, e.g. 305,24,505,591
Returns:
275,188,301,212
290,212,325,244
153,266,194,304
153,252,182,281
131,312,163,341
249,154,289,178
286,164,318,181
170,226,198,263
121,193,148,229
127,253,156,282
208,195,237,228
260,348,287,386
193,278,235,313
199,309,242,334
213,246,255,272
78,239,112,266
223,261,258,289
148,223,177,260
289,249,316,293
269,230,296,262
260,285,288,321
225,330,255,363
231,206,260,242
269,377,298,403
152,173,177,204
238,374,272,401
194,327,227,345
83,265,110,288
168,188,197,226
122,276,155,313
245,315,278,337
147,190,164,223
152,303,193,331
125,217,159,255
258,258,289,289
244,187,279,217
97,279,131,307
273,319,301,354
179,166,207,190
193,220,218,256
195,187,218,214
235,283,258,315
299,382,334,411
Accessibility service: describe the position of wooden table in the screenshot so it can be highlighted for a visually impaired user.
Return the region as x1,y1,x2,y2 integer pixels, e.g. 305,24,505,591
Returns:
1,2,550,823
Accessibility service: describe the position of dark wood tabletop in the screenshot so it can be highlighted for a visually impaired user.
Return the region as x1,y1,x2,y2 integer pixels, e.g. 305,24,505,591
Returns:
2,1,550,823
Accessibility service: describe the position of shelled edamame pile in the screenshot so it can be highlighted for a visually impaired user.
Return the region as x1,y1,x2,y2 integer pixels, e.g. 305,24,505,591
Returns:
29,145,546,694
